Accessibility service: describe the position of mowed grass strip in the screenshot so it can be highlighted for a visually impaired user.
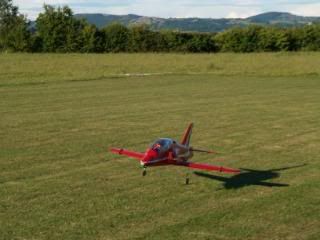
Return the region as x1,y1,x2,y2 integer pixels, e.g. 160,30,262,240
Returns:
0,53,319,240
1,52,320,86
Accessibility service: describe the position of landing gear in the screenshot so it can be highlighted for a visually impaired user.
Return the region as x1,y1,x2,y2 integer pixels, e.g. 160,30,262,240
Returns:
185,177,189,185
185,172,190,185
142,167,147,176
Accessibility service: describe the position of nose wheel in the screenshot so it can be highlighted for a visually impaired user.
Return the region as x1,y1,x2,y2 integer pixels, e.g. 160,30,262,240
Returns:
142,167,147,176
185,172,190,185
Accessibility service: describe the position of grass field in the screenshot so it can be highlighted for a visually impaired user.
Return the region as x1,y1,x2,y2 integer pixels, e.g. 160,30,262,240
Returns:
1,53,320,240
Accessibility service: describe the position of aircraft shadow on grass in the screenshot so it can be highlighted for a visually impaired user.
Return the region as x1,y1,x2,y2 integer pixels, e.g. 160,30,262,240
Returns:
194,164,307,189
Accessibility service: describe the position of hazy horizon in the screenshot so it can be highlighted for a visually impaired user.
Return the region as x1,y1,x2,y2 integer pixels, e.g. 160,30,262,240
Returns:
13,0,320,20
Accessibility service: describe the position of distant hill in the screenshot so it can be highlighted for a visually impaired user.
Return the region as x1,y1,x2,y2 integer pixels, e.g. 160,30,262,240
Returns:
74,12,320,32
247,12,318,25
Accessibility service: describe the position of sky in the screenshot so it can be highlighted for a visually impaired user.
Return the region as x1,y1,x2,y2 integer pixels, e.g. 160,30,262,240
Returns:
13,0,320,20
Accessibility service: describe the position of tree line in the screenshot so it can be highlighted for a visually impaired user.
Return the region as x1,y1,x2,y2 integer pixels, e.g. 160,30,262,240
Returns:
1,1,320,53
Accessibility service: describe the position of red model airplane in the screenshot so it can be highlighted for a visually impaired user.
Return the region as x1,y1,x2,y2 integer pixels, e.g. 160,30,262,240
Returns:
110,123,240,184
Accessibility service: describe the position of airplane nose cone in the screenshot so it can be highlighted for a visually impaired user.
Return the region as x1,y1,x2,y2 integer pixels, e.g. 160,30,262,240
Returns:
142,148,158,164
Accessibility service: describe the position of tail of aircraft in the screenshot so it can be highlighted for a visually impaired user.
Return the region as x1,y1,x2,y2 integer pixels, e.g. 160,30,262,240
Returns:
181,123,193,147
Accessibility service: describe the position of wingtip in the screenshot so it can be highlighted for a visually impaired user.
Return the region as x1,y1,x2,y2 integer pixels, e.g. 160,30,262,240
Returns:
109,147,120,153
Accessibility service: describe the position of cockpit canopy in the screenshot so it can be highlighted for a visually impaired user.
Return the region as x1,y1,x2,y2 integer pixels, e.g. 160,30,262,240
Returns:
150,138,173,153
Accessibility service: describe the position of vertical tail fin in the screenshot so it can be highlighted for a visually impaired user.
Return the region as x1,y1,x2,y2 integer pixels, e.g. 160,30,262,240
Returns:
181,123,193,147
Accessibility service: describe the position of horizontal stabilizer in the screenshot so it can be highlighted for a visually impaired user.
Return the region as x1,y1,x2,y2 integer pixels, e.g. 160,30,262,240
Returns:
190,148,218,154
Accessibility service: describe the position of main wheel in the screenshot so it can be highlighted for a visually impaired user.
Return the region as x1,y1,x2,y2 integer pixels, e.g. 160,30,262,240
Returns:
185,177,189,185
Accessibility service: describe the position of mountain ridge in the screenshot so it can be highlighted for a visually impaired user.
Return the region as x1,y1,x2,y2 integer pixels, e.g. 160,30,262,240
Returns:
32,12,320,32
75,12,320,32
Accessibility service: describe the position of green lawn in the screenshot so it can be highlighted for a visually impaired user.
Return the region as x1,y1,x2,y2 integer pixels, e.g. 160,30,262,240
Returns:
0,53,319,240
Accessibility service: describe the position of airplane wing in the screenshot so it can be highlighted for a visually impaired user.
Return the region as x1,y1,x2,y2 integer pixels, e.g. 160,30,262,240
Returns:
176,161,240,174
110,148,144,160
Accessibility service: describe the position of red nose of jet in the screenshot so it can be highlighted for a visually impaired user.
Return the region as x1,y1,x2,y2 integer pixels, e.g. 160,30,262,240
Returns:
141,148,158,165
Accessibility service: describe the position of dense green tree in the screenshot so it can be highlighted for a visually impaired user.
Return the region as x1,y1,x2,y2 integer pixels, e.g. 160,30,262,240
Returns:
160,30,177,51
214,27,245,52
301,24,320,51
185,34,216,52
103,23,129,52
151,30,170,52
258,27,282,51
93,30,106,53
214,25,309,52
275,30,291,51
2,3,320,53
129,24,160,52
36,5,86,52
284,28,303,51
0,0,29,51
28,33,43,52
215,26,264,52
242,25,262,52
80,23,99,53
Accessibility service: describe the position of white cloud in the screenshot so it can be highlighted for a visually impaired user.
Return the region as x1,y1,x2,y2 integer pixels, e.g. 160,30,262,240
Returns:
285,3,320,16
226,11,254,19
